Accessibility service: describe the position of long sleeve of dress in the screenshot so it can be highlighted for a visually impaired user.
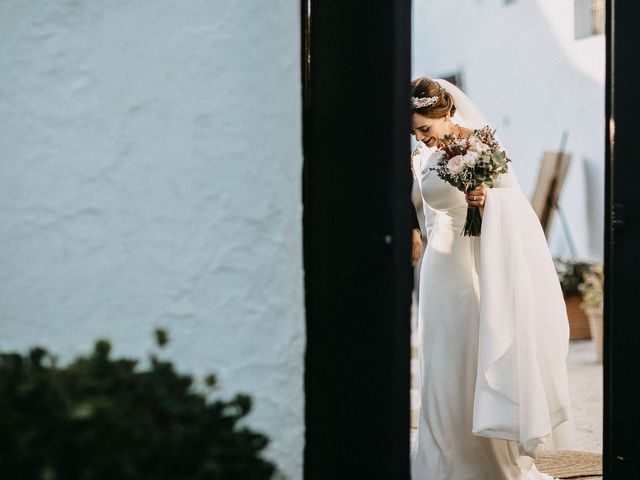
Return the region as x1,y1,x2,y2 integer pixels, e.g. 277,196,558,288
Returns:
410,143,435,244
411,199,420,232
470,162,572,458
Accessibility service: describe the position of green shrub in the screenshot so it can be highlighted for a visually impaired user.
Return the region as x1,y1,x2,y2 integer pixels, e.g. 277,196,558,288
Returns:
578,262,604,310
552,256,594,297
0,329,278,480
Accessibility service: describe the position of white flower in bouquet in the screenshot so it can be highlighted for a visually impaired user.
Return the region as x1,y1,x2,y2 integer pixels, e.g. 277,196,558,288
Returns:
463,150,479,167
447,155,466,174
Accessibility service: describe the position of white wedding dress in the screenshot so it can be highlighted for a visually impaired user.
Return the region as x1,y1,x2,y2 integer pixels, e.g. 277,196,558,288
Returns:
409,138,572,480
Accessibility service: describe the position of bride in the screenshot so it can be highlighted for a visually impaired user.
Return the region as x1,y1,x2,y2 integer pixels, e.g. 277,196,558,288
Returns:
409,76,573,480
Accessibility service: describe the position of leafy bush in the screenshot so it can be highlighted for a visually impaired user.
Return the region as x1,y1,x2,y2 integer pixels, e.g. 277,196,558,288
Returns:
552,256,594,297
0,329,278,480
578,262,604,310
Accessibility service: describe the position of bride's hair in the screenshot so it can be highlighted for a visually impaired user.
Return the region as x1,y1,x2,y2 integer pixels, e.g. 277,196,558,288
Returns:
410,76,456,118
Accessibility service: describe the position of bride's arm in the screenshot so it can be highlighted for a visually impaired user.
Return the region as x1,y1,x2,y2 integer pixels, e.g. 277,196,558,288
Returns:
410,198,422,266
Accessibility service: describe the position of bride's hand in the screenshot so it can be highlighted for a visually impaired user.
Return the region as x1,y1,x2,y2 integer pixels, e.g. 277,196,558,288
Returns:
465,185,486,207
411,228,422,266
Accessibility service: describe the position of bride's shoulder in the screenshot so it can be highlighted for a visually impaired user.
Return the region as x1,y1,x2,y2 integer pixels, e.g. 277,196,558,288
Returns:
411,141,435,162
410,143,424,177
410,141,438,177
411,141,424,158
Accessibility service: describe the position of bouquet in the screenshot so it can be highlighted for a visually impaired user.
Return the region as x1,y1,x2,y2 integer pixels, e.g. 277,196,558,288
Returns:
429,125,511,236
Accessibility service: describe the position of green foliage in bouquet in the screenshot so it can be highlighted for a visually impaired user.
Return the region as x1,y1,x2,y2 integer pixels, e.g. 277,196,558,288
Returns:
578,262,604,310
0,329,278,480
552,256,594,298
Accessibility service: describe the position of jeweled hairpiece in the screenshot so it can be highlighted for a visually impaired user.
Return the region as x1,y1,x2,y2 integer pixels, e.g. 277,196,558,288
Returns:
411,95,438,109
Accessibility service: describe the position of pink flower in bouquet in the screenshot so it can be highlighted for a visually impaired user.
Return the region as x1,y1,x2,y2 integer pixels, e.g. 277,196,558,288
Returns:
446,155,466,174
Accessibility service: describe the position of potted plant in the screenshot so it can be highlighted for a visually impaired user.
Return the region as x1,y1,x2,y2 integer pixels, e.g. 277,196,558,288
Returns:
579,262,604,362
0,329,281,479
553,256,594,340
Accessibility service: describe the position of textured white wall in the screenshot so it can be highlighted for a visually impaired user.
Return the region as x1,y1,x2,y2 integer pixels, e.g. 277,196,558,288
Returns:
0,1,304,477
412,0,604,260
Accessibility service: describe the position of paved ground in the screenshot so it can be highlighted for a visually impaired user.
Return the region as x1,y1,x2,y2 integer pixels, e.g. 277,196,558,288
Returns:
565,339,603,453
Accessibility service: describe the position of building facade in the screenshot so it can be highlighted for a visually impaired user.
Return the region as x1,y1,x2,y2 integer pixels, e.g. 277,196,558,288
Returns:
0,1,304,478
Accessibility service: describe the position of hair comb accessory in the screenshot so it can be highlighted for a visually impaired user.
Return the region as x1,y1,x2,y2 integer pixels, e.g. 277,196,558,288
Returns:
411,95,438,109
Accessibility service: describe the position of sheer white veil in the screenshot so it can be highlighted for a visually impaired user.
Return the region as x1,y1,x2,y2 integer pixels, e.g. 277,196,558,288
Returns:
431,78,489,131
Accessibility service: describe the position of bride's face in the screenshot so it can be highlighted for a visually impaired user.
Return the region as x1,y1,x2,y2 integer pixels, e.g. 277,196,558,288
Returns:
411,113,452,148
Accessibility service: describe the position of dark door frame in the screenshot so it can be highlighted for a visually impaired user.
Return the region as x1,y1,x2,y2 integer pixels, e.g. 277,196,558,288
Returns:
604,1,640,477
303,1,640,478
302,1,413,478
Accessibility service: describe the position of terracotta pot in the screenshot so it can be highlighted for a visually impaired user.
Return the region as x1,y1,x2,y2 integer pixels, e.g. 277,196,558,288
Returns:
565,295,591,339
584,307,603,362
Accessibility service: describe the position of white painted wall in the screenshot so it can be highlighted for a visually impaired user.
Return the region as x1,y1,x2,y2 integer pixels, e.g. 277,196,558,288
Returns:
412,0,604,260
0,1,304,477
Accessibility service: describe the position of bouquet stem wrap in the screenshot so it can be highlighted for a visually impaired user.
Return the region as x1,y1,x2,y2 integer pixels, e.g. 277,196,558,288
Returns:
463,204,483,237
